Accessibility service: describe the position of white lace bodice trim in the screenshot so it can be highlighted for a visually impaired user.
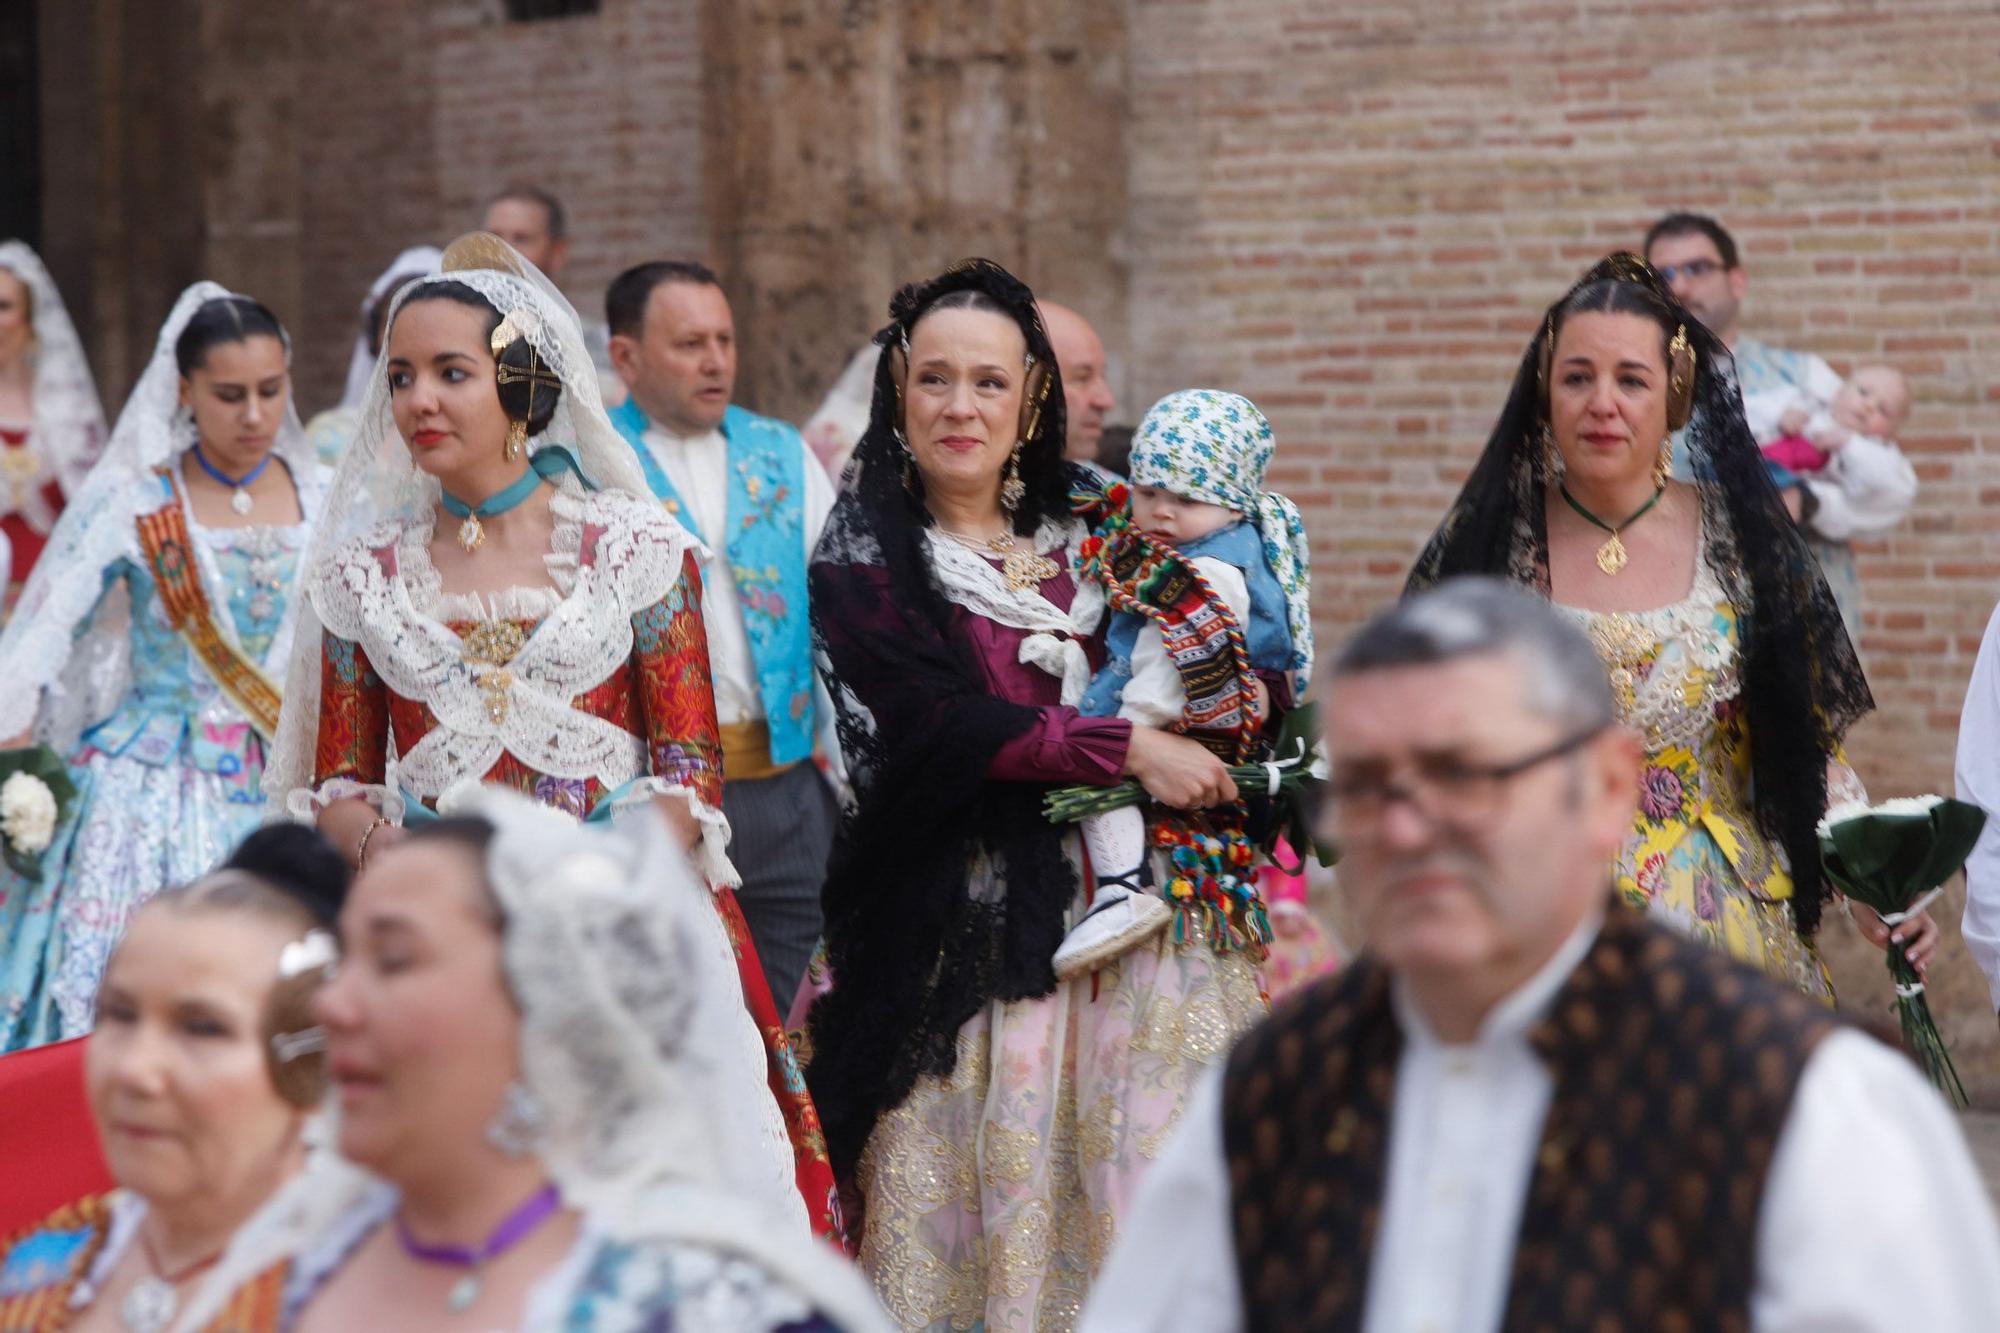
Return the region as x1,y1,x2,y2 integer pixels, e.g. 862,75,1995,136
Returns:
306,483,698,809
922,518,1105,705
1556,551,1739,755
398,478,584,623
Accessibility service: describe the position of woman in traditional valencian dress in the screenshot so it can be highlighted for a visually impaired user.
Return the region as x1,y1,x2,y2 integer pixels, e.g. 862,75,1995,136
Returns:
0,242,108,601
0,866,330,1333
0,285,325,1052
262,234,839,1240
1407,252,1937,999
187,790,887,1333
805,260,1268,1330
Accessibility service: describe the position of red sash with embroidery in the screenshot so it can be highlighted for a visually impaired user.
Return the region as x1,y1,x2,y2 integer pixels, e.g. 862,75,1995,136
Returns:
134,470,284,740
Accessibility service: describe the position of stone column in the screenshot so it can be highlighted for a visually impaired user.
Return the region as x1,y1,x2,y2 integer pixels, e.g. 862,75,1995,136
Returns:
700,0,1130,424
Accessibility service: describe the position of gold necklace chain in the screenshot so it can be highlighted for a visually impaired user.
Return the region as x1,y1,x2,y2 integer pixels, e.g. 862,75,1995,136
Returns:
935,525,1061,592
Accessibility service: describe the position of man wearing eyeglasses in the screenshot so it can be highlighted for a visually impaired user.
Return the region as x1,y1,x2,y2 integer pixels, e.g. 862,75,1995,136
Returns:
1645,212,1915,640
1080,578,2000,1333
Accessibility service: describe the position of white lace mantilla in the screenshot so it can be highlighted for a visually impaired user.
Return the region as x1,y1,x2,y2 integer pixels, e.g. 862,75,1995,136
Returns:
922,518,1104,704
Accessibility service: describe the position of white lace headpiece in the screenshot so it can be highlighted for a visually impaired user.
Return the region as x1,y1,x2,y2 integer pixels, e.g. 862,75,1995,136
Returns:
179,787,889,1333
0,241,108,497
337,244,443,411
0,280,312,742
264,234,656,803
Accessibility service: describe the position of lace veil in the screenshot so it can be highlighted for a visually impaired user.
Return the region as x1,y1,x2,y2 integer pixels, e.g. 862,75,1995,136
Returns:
1407,253,1873,937
263,234,657,806
0,280,313,744
337,245,443,411
0,240,107,498
180,788,889,1333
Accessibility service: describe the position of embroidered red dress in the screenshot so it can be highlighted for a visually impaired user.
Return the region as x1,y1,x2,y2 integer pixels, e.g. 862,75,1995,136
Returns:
0,425,65,598
296,478,840,1241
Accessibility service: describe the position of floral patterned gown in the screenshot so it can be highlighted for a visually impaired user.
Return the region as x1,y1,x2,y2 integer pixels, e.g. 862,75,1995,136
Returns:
1558,552,1835,1001
296,476,840,1240
0,467,320,1052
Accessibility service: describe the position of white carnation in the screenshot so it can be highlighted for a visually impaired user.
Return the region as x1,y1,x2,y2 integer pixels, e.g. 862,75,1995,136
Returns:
1817,792,1946,840
0,772,58,854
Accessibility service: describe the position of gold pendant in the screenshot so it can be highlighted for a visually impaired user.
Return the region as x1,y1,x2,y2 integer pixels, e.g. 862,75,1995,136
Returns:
1595,533,1628,575
998,547,1061,592
458,513,485,553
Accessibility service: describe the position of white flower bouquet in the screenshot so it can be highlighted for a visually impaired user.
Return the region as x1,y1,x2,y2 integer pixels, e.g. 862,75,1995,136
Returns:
1818,794,1984,1108
0,744,77,879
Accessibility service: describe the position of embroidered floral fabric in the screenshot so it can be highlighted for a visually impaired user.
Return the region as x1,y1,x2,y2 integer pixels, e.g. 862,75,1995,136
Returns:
1558,546,1835,1000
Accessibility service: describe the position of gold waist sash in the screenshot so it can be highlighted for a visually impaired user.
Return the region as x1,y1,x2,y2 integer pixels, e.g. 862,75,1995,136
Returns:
718,719,799,783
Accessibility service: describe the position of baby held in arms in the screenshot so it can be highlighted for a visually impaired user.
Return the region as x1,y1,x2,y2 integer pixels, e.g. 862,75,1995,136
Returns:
1057,389,1311,979
1755,362,1911,480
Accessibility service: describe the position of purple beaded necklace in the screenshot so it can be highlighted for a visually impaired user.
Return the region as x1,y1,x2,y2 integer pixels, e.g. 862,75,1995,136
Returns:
394,1183,563,1313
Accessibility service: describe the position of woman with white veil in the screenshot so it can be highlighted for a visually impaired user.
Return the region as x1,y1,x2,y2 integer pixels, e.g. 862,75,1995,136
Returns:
264,234,841,1241
0,283,328,1053
182,787,886,1333
0,241,108,599
302,244,444,469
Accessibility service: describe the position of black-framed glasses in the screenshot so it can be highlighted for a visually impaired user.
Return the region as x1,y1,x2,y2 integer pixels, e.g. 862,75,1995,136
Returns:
1655,259,1726,283
1326,725,1605,833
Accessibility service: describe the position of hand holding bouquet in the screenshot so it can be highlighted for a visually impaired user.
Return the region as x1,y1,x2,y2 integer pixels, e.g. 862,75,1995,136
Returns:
0,744,77,879
1818,794,1983,1108
1044,703,1337,870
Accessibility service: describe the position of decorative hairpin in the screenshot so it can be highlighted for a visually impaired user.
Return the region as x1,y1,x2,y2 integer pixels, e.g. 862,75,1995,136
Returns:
490,307,542,357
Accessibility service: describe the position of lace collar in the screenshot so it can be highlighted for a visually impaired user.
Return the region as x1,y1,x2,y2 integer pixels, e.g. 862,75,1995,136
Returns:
921,517,1105,704
396,474,587,625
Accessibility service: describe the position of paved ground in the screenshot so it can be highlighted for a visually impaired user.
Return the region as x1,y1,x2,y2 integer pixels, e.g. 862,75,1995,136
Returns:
1967,1112,2000,1208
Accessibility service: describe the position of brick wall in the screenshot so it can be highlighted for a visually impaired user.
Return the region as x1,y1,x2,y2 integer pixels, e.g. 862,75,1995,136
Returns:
1126,0,2000,1088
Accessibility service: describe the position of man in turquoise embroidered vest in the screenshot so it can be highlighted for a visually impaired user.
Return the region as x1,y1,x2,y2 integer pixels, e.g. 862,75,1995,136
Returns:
605,260,837,1009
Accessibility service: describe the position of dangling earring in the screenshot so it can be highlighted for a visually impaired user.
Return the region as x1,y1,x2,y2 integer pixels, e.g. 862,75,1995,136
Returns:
485,1080,546,1157
895,427,920,496
999,443,1027,515
1539,422,1562,479
1653,437,1672,489
505,416,527,463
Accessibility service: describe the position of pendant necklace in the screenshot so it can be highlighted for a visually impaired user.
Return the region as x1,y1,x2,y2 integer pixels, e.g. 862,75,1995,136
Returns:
441,468,546,554
395,1183,563,1313
1558,480,1667,576
189,443,273,517
938,526,1061,592
120,1230,222,1333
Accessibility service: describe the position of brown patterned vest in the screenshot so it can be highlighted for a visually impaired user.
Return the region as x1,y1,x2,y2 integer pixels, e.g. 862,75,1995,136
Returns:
1220,902,1840,1333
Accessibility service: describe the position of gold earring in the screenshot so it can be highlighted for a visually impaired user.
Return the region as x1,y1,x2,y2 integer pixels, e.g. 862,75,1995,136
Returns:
1653,437,1672,489
1539,422,1562,478
1000,444,1027,515
505,417,527,462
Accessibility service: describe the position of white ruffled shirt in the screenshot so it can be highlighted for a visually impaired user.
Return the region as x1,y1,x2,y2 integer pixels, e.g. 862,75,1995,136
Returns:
1080,918,2000,1333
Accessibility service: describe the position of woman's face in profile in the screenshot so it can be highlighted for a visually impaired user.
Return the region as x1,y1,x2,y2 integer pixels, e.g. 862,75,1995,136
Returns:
87,906,304,1211
902,306,1028,505
0,268,30,369
1547,310,1670,490
386,296,512,482
315,840,523,1185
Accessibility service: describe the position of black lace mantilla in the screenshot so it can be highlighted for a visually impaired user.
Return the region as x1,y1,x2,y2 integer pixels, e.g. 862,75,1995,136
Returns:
1407,253,1872,940
804,259,1089,1179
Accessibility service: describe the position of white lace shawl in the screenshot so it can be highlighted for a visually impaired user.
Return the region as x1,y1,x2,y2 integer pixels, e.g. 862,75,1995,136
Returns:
279,475,733,887
179,792,889,1333
0,280,321,745
0,241,107,508
920,517,1104,703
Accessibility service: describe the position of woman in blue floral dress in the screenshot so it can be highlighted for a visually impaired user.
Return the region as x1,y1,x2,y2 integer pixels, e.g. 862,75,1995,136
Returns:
0,283,326,1051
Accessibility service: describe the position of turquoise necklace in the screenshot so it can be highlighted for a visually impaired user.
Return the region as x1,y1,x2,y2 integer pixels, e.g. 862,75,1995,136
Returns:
441,447,586,552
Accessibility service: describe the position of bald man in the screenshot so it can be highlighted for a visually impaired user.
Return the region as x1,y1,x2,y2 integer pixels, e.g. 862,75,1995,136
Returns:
1040,301,1117,462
